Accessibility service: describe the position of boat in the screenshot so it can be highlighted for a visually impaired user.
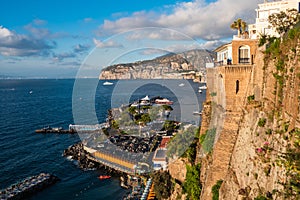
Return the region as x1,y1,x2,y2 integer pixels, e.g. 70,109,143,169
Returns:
103,81,113,86
98,175,111,180
198,89,202,93
179,83,185,87
155,98,173,105
193,111,202,115
199,85,207,90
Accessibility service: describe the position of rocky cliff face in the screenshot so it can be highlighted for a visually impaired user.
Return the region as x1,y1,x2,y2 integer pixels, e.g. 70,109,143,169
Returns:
199,32,300,200
99,49,215,80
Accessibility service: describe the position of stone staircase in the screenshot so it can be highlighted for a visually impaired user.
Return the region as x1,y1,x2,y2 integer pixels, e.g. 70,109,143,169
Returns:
201,111,243,199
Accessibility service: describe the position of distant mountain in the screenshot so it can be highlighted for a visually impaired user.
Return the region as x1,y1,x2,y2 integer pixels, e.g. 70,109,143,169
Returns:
0,75,25,79
99,49,216,80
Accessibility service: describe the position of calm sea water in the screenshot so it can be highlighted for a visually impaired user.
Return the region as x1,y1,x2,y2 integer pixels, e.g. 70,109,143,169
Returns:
0,79,205,200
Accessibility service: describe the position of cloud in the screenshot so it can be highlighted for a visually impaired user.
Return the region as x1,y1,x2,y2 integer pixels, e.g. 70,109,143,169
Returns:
24,21,69,39
197,40,227,50
97,0,260,40
60,61,81,67
93,38,123,48
97,11,158,36
73,44,90,54
52,52,76,62
83,18,93,23
140,49,169,56
33,19,47,26
126,28,189,41
24,24,51,39
0,26,55,56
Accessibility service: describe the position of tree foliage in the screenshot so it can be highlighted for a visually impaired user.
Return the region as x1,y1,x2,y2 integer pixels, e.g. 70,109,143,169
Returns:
183,163,202,200
268,8,300,35
162,104,173,111
167,126,197,158
230,18,247,37
152,171,174,199
212,180,223,200
162,120,179,132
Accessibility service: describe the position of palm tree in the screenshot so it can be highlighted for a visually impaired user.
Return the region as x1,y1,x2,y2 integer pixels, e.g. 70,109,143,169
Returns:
230,18,247,38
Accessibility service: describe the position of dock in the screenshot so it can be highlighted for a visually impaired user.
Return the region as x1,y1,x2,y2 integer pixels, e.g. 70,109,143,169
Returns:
35,126,76,134
0,173,59,200
35,123,109,134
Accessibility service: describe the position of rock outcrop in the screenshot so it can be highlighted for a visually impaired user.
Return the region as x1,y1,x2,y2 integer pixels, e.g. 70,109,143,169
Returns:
99,49,215,81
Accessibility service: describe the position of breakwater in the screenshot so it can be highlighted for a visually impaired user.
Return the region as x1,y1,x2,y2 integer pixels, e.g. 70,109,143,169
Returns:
0,173,59,200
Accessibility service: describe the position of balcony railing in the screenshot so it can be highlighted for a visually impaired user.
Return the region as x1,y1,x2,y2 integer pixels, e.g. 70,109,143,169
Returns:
239,58,250,64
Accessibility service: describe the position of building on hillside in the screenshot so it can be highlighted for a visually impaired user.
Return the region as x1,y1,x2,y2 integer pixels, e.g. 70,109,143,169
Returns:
214,0,300,65
214,39,258,65
152,136,171,170
214,43,232,66
248,0,300,39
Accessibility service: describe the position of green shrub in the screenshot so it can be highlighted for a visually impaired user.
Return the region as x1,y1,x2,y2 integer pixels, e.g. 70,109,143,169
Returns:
183,163,202,200
258,118,267,127
247,95,255,102
276,59,284,71
212,180,223,200
259,34,267,47
265,129,272,135
199,133,206,145
254,195,268,200
202,128,216,153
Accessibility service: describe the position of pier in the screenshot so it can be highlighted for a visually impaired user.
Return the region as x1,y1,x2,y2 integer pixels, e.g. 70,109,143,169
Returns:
35,123,109,134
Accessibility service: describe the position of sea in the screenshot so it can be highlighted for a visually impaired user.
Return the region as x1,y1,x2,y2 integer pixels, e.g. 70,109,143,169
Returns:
0,79,206,200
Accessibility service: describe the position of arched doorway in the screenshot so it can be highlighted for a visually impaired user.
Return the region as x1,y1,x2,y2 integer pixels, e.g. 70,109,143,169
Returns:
239,45,250,64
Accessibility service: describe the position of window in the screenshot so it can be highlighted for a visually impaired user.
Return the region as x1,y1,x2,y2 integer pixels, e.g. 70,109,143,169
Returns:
236,80,239,94
239,45,250,64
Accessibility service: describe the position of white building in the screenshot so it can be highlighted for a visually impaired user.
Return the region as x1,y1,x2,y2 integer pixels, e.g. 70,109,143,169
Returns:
152,136,171,170
214,43,232,64
249,0,300,39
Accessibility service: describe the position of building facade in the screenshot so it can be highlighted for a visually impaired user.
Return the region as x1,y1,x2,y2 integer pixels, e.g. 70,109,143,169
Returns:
249,0,300,39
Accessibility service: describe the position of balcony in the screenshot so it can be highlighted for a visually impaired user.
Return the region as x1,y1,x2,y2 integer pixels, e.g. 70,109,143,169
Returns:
239,58,250,64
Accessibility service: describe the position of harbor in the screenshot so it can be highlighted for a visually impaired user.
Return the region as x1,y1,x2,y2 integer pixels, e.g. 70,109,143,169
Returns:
62,94,202,199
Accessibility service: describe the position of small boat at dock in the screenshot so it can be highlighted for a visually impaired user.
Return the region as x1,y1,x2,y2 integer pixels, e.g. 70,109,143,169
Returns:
98,175,111,180
193,111,202,115
199,85,207,90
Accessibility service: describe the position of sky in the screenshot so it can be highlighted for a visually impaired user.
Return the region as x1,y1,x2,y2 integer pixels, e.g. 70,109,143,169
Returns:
0,0,261,78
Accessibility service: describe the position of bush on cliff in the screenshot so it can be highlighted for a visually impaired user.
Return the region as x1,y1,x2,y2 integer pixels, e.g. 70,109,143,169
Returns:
183,163,202,200
202,128,217,153
212,180,223,200
152,170,174,199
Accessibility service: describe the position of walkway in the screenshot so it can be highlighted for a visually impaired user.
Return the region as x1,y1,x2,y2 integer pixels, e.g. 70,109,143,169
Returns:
88,151,136,174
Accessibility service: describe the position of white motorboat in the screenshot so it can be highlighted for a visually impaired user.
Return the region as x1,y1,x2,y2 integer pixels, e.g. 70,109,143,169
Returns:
103,81,113,86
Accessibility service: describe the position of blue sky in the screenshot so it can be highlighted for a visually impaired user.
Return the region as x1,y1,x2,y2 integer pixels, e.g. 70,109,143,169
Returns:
0,0,260,78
